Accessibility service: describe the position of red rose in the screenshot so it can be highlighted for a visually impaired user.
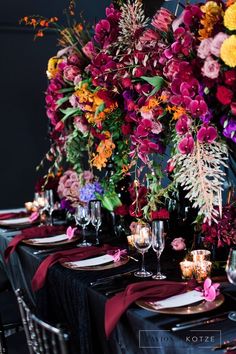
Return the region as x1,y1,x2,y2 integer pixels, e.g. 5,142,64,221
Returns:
115,205,129,216
121,124,132,135
224,70,236,87
216,85,233,105
151,208,170,220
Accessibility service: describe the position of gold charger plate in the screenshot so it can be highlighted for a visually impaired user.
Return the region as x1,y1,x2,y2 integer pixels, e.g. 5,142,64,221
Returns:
136,294,224,315
22,235,80,247
62,255,129,271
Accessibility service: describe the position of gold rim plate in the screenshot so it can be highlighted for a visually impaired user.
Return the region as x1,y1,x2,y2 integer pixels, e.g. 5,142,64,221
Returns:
22,235,80,247
62,255,129,271
136,294,224,315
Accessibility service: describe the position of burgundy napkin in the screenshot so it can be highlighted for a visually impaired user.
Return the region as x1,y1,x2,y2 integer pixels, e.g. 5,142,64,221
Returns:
105,279,197,338
4,225,66,262
0,211,27,221
31,244,117,292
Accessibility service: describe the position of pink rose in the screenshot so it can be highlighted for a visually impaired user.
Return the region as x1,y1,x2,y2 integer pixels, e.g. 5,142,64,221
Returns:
74,116,88,133
74,75,82,86
68,53,81,65
202,56,220,79
210,32,229,57
82,170,94,182
171,238,186,251
63,65,81,82
197,38,212,59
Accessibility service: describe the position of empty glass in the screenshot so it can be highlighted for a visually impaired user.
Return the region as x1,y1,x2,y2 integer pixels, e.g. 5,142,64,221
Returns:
226,248,236,321
90,200,102,245
74,204,91,247
151,220,166,280
133,223,152,278
45,190,55,226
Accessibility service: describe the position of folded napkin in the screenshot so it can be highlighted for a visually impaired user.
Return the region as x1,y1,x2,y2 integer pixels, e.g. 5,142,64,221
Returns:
4,225,66,262
0,211,27,221
31,244,117,292
105,279,196,338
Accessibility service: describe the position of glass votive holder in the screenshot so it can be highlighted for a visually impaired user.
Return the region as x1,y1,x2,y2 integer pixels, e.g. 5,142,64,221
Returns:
127,235,135,250
194,260,212,282
180,260,194,279
191,249,211,262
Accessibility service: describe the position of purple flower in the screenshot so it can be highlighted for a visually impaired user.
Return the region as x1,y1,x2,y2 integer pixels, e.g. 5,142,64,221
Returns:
178,135,194,154
200,110,213,123
94,19,111,44
182,5,202,26
197,126,218,143
79,182,103,203
222,118,236,141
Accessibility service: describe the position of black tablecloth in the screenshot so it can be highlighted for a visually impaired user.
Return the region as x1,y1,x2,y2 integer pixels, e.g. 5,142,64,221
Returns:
0,230,236,354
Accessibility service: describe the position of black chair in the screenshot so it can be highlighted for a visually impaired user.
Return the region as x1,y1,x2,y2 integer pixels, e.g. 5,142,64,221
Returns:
15,289,70,354
0,287,28,354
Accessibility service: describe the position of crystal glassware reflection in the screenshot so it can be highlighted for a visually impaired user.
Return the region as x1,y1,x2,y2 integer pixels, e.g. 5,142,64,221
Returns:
74,204,91,247
45,190,55,226
133,223,152,278
90,200,102,245
226,248,236,321
151,220,166,280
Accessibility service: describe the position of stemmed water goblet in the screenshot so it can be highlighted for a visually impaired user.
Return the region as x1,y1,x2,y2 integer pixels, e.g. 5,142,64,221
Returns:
74,204,91,247
226,248,236,321
133,223,152,278
90,200,102,245
45,190,55,226
151,220,166,280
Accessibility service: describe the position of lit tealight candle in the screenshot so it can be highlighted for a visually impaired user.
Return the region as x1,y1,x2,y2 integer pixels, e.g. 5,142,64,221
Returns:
25,202,33,212
194,261,212,283
191,249,211,262
180,260,194,279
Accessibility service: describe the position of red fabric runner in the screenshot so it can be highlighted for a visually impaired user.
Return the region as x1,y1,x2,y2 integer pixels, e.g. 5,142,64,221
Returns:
0,211,27,220
31,244,116,292
105,279,196,338
4,225,66,262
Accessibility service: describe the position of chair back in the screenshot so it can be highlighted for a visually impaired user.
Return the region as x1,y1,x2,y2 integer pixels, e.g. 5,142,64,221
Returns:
15,289,70,354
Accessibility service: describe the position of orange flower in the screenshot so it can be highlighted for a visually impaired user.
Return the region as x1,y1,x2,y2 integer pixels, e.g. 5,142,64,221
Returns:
91,135,115,170
199,1,224,39
39,20,49,27
30,18,37,27
35,30,44,38
166,105,186,120
121,165,130,174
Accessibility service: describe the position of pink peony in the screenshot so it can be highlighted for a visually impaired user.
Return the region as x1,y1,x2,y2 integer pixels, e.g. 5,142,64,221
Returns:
197,38,212,59
210,32,229,57
63,65,81,82
201,56,220,79
171,237,186,251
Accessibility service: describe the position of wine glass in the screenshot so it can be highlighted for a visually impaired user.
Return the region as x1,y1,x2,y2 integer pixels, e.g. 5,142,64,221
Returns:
45,190,55,226
151,220,166,280
133,223,152,278
90,200,102,245
74,204,91,247
226,248,236,321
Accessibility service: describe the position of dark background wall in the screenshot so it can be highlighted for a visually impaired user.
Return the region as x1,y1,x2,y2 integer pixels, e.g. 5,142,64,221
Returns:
0,0,163,209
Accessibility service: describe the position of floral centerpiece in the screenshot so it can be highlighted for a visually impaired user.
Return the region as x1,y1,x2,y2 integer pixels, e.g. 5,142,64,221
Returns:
23,0,236,239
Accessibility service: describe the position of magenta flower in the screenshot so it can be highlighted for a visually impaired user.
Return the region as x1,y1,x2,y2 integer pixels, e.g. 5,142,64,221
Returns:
63,65,81,82
182,4,202,26
151,8,174,32
82,41,96,60
188,96,208,117
94,19,110,44
197,126,217,143
175,115,191,135
136,119,153,137
178,135,194,154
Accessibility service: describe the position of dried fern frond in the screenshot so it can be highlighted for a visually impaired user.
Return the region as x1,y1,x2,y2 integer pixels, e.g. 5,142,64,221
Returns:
172,141,228,223
115,0,148,52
